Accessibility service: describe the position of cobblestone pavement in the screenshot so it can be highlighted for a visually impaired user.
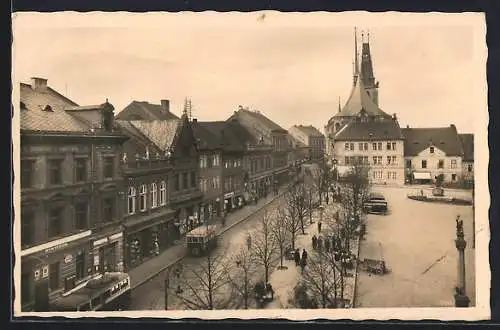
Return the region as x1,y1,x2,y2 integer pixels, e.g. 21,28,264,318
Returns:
355,186,475,308
129,193,286,310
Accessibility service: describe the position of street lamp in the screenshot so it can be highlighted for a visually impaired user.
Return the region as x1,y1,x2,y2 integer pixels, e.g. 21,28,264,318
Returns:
454,215,470,307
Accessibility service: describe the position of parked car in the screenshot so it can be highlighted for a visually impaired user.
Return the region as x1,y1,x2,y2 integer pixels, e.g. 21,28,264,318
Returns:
363,192,388,214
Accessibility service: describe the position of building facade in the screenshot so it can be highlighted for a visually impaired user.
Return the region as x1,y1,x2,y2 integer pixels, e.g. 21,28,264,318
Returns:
459,133,474,184
402,125,467,184
19,78,128,312
288,125,325,161
116,120,177,271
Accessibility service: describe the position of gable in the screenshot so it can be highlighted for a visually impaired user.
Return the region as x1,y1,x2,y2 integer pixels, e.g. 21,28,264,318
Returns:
172,118,198,157
416,145,447,157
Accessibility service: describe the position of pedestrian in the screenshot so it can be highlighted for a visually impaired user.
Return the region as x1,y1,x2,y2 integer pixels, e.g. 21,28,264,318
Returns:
317,236,323,251
294,249,301,267
318,221,322,233
312,235,317,250
324,238,330,252
246,234,252,250
301,249,308,272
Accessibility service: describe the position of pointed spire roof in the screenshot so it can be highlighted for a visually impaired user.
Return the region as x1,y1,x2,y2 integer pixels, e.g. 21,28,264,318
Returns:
335,67,390,118
361,30,376,88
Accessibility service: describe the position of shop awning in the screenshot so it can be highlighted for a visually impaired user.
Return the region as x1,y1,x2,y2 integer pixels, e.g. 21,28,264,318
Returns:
413,172,432,180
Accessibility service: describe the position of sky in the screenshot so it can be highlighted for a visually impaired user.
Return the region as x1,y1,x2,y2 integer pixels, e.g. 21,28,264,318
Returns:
12,12,487,134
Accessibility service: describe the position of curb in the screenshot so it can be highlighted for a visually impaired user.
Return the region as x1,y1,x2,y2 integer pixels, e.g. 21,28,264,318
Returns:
131,187,288,290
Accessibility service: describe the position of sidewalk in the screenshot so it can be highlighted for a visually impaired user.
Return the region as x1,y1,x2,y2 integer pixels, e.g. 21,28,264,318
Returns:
266,203,361,309
129,185,290,290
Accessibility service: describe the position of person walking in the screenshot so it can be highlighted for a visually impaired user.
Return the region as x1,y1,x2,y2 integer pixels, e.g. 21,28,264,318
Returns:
300,249,308,272
312,235,318,250
318,220,322,233
324,238,330,252
317,236,323,251
294,249,301,267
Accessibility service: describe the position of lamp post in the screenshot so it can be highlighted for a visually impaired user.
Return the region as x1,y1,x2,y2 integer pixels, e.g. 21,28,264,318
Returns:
454,215,470,307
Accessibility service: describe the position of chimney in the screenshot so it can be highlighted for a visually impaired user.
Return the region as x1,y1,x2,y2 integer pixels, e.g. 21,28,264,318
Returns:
31,77,47,90
192,118,197,123
160,99,170,113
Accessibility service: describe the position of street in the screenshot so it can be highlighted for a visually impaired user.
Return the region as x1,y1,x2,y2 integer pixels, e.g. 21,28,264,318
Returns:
355,186,475,308
129,193,285,310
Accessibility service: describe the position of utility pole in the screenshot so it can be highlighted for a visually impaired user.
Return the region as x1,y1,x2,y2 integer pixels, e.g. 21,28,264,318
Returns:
454,215,470,307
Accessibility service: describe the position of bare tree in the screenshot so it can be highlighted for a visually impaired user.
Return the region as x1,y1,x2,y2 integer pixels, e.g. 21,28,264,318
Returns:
176,251,234,310
227,246,256,309
285,181,308,234
283,186,306,249
273,207,290,270
252,209,278,284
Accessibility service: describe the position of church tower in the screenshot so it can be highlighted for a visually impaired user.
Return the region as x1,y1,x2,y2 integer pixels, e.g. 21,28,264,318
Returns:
360,31,380,106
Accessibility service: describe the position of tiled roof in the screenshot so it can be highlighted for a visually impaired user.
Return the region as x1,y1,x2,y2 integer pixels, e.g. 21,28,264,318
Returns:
20,82,92,133
127,119,180,151
293,125,324,137
334,119,404,141
198,120,254,152
116,101,180,121
334,74,391,119
116,120,164,156
459,133,474,161
401,126,464,157
240,108,285,132
191,121,223,150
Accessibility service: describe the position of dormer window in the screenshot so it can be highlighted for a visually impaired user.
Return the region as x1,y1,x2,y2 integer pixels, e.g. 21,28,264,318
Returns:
43,105,53,112
430,146,435,154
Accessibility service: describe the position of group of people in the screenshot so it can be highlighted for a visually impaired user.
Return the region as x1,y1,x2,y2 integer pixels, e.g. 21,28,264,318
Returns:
293,248,308,272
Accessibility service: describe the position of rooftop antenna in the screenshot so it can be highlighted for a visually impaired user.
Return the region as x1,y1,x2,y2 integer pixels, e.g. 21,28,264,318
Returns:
183,97,193,120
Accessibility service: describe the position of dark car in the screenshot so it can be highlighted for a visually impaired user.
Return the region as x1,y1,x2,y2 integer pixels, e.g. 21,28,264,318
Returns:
363,192,388,214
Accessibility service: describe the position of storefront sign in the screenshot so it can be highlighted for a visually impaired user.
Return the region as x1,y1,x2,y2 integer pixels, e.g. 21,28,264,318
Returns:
42,266,49,279
64,254,73,264
21,230,92,257
44,242,69,254
224,192,234,199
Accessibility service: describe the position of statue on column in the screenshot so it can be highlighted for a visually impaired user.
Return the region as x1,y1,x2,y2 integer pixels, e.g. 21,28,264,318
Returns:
456,216,464,238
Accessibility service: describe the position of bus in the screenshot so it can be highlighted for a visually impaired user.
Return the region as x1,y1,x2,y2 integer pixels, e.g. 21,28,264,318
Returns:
50,272,131,312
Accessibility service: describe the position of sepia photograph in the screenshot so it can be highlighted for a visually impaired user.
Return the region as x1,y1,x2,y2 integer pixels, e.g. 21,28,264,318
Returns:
11,11,489,320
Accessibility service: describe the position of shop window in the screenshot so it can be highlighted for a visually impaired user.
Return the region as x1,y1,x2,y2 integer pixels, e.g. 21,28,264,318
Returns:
75,158,87,182
139,184,147,211
160,181,167,205
48,159,63,185
21,270,31,305
151,183,158,208
103,156,114,179
49,261,60,291
102,197,115,222
48,207,63,238
21,210,35,247
75,202,88,230
75,251,86,280
421,160,427,169
21,159,35,188
128,187,136,214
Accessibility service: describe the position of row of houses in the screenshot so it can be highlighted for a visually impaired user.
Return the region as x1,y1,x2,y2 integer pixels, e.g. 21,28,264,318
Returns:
18,77,322,311
325,29,474,186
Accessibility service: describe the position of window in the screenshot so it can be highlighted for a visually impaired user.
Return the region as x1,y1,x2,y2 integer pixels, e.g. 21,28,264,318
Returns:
349,143,354,151
21,159,35,188
358,143,363,151
363,156,369,164
102,197,115,222
48,159,63,185
174,174,179,191
75,251,85,280
75,202,88,230
75,158,87,182
159,181,166,205
213,155,220,166
392,156,397,165
392,172,397,180
372,143,377,150
199,156,207,168
387,142,391,150
392,142,397,151
151,183,158,208
451,159,457,169
468,164,473,173
103,156,114,178
372,156,377,165
452,174,457,181
387,171,391,179
49,261,60,291
207,156,213,168
430,147,435,154
191,172,196,188
21,210,35,247
406,159,412,168
364,143,368,151
387,156,391,165
127,187,136,214
438,160,444,169
139,184,147,211
48,207,63,238
345,157,350,165
182,173,188,190
422,160,427,169
377,142,382,150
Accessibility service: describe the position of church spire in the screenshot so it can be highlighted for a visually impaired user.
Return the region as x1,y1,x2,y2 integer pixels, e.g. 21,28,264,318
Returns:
353,27,359,85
